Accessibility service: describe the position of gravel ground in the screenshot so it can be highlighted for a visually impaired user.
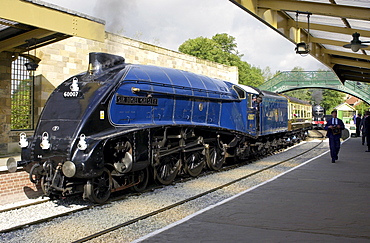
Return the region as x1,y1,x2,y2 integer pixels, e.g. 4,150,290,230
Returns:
0,139,328,243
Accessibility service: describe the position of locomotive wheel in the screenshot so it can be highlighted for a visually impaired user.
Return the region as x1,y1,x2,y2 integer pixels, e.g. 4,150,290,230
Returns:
208,145,224,171
184,150,205,177
154,154,181,185
84,168,112,204
131,167,149,192
40,175,51,196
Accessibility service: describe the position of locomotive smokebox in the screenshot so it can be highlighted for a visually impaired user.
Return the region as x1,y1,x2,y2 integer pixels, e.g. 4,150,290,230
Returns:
88,52,125,76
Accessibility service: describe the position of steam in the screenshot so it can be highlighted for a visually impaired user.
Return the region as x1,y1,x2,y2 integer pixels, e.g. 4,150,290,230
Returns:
94,0,138,35
311,89,323,105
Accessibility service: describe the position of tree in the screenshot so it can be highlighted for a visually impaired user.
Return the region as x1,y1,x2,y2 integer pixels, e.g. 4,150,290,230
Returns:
284,89,312,103
321,89,346,113
11,79,33,130
355,102,370,116
211,33,240,56
179,33,264,87
179,37,228,64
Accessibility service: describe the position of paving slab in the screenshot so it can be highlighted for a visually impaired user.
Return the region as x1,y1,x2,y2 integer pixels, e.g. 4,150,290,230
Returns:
138,137,370,243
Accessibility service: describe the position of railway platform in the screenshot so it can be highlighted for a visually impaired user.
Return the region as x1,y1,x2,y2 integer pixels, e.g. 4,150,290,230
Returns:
136,137,370,243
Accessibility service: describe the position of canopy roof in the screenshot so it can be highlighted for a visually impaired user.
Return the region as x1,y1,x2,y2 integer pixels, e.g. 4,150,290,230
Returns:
0,0,105,54
230,0,370,84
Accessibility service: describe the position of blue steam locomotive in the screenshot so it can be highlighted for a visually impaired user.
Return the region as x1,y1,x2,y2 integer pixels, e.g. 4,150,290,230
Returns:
12,53,311,203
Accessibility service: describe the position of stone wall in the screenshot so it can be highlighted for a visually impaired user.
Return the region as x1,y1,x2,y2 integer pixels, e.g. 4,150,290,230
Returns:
35,32,238,89
0,32,239,155
0,52,13,155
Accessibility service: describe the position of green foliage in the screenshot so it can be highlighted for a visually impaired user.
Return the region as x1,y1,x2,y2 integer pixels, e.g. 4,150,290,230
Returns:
262,67,281,81
212,33,239,55
321,89,346,114
179,37,228,64
11,80,33,130
178,33,264,87
355,102,370,116
284,89,312,103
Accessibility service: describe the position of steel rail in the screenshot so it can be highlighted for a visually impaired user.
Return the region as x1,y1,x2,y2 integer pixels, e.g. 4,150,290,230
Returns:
0,131,324,236
72,139,324,243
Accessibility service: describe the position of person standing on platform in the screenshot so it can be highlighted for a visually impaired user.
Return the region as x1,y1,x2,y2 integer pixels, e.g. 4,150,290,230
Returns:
355,114,362,137
324,110,345,163
363,111,370,152
360,112,368,146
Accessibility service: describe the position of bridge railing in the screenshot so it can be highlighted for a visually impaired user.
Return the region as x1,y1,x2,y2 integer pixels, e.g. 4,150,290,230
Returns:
258,71,370,103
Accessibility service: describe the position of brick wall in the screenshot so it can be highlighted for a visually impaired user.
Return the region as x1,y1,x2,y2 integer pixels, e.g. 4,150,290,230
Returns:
0,170,42,205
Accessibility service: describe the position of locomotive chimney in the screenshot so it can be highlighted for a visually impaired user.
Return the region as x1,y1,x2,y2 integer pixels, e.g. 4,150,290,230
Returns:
88,52,125,76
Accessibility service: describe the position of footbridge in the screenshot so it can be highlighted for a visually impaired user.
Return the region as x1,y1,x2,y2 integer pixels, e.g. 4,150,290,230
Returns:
258,71,370,104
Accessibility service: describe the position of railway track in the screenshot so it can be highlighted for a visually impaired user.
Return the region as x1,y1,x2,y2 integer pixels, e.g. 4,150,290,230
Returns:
0,134,327,242
74,138,325,243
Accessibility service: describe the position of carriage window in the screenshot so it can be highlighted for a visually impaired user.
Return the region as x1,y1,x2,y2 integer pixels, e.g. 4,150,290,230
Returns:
233,85,245,99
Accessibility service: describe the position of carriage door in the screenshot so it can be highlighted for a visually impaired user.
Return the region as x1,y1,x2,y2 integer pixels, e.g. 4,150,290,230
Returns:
247,93,258,136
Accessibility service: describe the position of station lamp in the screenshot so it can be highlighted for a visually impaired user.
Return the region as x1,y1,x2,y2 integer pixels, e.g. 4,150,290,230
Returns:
24,61,39,71
295,42,309,55
343,32,370,52
24,38,39,71
295,11,312,56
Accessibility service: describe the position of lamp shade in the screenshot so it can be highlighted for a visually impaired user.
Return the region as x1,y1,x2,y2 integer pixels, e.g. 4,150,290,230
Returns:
24,62,39,71
343,32,369,52
295,42,309,55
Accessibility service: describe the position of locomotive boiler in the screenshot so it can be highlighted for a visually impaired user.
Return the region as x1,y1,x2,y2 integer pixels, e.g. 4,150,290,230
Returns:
312,104,326,129
10,52,311,203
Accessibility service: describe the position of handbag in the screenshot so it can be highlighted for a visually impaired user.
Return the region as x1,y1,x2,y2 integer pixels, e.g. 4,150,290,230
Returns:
332,127,341,135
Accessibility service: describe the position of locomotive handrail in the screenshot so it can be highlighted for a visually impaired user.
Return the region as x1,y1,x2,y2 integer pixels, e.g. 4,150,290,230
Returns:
128,87,242,102
123,79,233,96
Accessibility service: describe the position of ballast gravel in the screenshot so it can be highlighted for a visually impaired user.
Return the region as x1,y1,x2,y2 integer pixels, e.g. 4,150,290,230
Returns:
0,139,328,243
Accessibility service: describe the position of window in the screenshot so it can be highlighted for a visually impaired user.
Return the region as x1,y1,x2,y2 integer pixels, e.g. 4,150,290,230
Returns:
233,85,246,99
11,56,33,130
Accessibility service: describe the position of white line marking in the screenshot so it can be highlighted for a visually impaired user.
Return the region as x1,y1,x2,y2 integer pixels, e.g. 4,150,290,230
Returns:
133,139,348,242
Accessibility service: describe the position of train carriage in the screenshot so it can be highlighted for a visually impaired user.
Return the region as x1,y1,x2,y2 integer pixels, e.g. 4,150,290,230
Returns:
283,95,313,132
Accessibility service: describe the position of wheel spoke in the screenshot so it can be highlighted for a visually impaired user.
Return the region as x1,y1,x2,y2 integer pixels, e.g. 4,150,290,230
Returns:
208,145,224,171
154,154,180,185
132,167,149,192
84,168,112,203
185,150,205,177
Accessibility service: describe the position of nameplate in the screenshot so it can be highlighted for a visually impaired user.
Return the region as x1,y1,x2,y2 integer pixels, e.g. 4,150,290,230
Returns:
116,94,158,106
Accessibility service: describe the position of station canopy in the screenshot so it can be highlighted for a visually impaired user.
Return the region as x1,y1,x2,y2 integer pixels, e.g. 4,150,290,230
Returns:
230,0,370,84
0,0,105,54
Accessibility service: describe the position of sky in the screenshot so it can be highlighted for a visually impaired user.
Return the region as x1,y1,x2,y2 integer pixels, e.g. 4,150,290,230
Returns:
43,0,328,74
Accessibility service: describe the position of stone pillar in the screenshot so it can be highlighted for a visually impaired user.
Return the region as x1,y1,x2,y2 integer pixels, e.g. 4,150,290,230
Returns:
0,52,12,155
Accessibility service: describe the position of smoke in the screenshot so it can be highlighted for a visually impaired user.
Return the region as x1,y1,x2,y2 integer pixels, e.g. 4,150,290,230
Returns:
94,0,138,36
311,89,323,105
92,0,239,50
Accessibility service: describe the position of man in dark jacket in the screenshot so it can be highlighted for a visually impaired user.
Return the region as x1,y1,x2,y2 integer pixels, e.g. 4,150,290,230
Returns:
363,111,370,152
324,110,345,163
355,114,362,137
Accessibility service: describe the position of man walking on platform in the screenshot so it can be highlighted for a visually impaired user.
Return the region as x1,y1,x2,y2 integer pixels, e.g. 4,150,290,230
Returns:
324,110,345,163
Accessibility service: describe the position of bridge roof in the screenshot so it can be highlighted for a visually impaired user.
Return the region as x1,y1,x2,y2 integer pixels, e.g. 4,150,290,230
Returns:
0,0,105,54
230,0,370,84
